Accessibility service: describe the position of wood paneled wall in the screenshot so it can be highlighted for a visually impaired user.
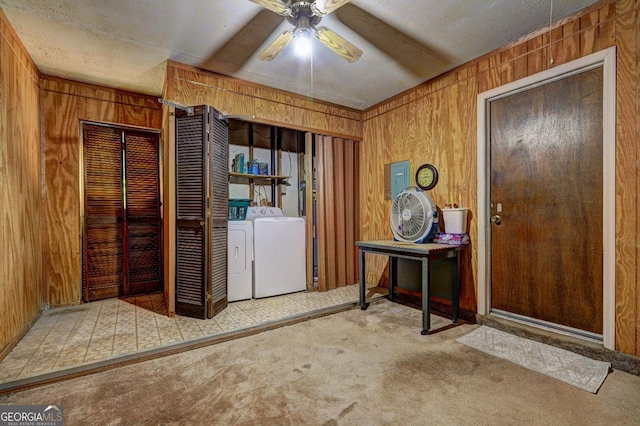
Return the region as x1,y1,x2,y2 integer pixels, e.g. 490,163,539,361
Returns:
361,0,640,356
41,76,162,307
0,9,42,358
164,62,362,140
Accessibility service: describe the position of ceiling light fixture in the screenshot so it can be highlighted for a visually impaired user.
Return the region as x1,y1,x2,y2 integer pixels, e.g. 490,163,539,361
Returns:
252,0,362,63
293,33,313,58
293,17,313,58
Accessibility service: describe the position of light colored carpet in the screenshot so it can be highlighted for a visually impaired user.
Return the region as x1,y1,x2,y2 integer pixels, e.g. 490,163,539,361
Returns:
2,300,639,425
457,326,611,393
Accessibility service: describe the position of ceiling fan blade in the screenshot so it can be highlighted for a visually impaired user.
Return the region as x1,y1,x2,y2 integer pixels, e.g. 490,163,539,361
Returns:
258,30,295,61
249,0,292,16
202,10,284,74
312,0,351,16
315,26,362,63
335,4,447,76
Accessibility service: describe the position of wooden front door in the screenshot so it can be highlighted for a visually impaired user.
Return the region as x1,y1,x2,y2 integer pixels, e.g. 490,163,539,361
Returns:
83,124,162,301
489,67,603,335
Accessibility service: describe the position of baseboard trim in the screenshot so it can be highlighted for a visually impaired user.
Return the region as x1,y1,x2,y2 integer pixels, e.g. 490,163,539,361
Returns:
0,311,42,363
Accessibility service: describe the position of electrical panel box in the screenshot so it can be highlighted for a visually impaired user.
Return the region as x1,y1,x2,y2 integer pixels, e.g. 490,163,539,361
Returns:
388,160,410,199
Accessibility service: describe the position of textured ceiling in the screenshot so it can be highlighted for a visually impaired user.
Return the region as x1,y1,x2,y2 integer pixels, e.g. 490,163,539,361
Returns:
0,0,599,110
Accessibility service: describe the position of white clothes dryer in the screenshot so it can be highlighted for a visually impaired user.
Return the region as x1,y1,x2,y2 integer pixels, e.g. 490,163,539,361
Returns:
227,220,253,302
246,207,306,298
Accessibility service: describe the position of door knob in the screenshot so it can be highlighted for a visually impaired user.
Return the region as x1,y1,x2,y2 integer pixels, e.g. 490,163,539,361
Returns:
490,215,502,225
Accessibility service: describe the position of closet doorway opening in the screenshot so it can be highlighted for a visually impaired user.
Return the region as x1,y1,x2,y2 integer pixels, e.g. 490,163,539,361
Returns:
82,123,163,302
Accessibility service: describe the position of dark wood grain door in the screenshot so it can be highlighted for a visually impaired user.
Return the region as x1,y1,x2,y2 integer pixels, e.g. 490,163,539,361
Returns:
83,124,162,301
84,125,125,300
489,67,603,334
124,131,162,296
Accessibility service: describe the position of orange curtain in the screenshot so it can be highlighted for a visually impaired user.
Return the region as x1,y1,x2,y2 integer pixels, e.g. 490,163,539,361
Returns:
315,134,359,291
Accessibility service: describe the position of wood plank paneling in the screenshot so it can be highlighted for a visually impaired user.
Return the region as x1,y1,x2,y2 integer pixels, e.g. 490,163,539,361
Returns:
42,90,81,305
613,3,638,355
0,9,42,358
635,0,640,359
362,0,640,356
165,62,362,140
41,76,162,307
161,62,176,316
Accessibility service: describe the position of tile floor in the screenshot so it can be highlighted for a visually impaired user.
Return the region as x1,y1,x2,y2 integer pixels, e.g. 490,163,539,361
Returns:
0,285,365,385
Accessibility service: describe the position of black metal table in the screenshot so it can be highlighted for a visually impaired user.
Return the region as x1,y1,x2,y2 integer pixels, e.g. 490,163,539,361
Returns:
356,240,463,335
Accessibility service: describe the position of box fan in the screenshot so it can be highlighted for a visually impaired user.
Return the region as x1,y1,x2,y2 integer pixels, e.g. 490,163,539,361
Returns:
390,187,439,243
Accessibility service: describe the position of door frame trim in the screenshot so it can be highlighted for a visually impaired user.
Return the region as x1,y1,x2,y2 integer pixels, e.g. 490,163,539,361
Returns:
476,46,616,350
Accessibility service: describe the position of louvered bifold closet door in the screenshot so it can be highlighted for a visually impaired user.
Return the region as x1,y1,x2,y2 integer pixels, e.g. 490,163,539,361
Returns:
209,115,229,317
175,106,229,319
84,125,125,300
125,131,162,295
175,107,208,318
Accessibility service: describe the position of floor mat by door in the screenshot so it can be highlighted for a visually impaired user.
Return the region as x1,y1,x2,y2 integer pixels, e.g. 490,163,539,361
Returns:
457,326,610,393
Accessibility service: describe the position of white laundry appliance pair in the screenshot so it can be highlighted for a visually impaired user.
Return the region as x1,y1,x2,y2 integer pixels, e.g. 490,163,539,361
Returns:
227,207,306,301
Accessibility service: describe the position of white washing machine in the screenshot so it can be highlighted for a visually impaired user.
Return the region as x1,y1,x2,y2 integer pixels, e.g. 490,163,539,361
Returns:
227,220,253,302
246,207,307,298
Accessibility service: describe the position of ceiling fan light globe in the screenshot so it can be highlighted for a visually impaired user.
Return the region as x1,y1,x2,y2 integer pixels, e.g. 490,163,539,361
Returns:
295,27,312,38
293,35,313,58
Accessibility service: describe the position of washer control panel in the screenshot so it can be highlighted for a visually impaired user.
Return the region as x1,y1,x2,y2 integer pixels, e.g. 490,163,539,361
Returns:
245,207,284,221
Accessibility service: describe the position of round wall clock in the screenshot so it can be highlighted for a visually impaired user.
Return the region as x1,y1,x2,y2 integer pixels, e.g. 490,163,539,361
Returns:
415,164,439,190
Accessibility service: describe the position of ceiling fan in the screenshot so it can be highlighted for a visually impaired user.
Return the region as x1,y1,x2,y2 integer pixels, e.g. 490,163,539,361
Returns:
250,0,363,63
